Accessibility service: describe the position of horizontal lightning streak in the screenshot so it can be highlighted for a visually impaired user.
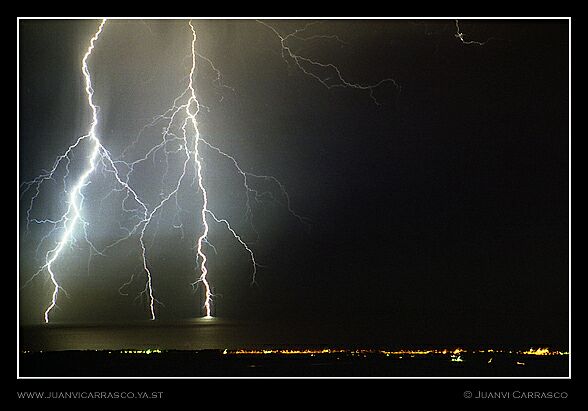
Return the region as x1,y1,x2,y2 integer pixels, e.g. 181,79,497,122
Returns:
454,20,489,46
257,20,400,105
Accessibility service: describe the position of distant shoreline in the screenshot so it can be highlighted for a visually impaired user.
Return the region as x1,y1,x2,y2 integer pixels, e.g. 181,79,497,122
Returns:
19,349,569,377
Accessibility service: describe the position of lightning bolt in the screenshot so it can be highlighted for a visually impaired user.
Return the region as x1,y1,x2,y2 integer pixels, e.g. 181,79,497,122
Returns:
116,21,217,318
20,19,155,322
21,20,108,322
454,20,490,46
20,19,308,322
38,19,107,323
184,20,214,316
109,21,282,318
257,20,400,105
120,21,308,318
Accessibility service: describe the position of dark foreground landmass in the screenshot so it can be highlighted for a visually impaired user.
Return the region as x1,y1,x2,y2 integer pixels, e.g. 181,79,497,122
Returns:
19,349,568,377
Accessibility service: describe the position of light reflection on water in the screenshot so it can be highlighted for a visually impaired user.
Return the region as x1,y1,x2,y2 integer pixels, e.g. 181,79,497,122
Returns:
20,318,259,351
23,317,371,351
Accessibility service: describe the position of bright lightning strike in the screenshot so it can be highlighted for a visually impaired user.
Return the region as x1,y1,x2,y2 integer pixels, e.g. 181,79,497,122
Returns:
185,20,214,317
21,19,333,322
20,19,126,323
21,19,153,322
39,19,107,323
116,20,307,319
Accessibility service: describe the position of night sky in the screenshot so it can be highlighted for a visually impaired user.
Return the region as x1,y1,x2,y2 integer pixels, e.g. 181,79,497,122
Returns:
18,19,569,347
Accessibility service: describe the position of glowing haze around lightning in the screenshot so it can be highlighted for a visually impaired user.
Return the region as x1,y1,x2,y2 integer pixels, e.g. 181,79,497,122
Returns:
20,19,299,321
119,20,287,318
186,21,213,317
21,19,403,322
29,20,107,323
21,19,154,322
42,19,107,323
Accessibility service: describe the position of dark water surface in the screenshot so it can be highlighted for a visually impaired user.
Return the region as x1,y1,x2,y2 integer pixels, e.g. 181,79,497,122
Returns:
21,317,399,351
19,317,568,351
19,319,569,377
